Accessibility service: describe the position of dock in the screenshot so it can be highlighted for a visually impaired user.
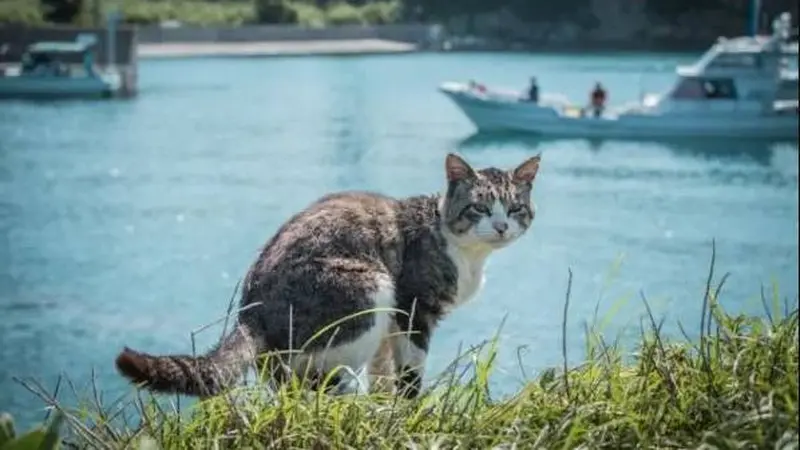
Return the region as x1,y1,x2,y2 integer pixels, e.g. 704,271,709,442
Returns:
137,38,417,59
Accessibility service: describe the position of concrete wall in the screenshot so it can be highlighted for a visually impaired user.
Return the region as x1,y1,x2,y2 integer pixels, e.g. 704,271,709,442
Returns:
135,23,433,44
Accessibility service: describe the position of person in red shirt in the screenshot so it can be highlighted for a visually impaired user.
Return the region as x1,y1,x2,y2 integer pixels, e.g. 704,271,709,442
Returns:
590,82,607,117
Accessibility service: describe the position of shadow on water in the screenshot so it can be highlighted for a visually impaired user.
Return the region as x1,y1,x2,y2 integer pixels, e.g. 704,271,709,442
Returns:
455,131,798,167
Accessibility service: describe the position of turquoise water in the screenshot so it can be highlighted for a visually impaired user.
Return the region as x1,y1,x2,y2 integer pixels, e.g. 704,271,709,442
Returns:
1,52,797,428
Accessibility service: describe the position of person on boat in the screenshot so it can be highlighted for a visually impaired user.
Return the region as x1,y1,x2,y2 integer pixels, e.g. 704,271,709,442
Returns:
526,77,539,103
468,79,487,94
590,82,607,117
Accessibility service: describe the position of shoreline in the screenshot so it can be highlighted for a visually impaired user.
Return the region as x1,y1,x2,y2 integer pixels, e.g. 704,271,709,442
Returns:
136,38,418,59
136,39,713,60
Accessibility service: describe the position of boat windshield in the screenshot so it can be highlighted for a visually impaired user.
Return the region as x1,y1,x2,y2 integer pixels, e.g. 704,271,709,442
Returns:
21,41,97,78
670,77,738,100
27,41,92,54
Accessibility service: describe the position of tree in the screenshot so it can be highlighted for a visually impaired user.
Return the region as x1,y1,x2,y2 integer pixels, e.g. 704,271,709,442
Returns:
254,0,298,23
41,0,84,23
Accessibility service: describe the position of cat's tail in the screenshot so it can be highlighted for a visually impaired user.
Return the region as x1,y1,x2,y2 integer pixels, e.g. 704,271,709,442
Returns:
114,323,263,397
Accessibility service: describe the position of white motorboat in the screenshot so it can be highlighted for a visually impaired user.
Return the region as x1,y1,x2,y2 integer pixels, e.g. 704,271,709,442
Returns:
439,13,799,140
0,13,124,100
0,39,121,100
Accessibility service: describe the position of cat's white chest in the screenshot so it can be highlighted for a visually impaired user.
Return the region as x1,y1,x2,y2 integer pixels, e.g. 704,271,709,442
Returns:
446,245,488,306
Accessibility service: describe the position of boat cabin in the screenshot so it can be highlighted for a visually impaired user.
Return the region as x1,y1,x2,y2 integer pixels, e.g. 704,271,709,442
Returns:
659,12,797,115
20,40,100,79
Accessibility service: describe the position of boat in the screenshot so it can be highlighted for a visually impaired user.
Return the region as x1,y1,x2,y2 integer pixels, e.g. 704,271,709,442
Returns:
438,12,799,140
0,34,122,100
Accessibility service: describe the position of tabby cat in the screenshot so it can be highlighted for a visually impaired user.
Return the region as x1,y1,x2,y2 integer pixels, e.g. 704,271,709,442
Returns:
115,152,541,398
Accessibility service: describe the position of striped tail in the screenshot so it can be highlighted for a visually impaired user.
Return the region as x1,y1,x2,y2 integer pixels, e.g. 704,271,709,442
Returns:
114,324,262,397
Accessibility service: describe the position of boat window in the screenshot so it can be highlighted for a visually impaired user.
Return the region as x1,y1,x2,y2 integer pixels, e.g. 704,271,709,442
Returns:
701,78,738,99
708,53,758,69
671,77,739,100
671,78,705,99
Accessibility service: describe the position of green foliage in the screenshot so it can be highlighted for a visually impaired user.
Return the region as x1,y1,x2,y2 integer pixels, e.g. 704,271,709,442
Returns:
0,0,45,25
290,0,400,27
253,0,402,27
288,1,326,27
0,411,64,450
324,2,363,25
121,1,256,26
15,250,800,449
359,0,400,25
0,0,795,28
254,0,298,24
40,0,84,23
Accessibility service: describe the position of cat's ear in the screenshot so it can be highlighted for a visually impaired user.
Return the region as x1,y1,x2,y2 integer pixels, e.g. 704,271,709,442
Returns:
445,153,476,182
512,154,541,184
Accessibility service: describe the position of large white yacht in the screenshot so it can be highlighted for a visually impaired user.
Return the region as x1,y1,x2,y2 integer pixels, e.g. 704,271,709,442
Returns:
439,12,798,140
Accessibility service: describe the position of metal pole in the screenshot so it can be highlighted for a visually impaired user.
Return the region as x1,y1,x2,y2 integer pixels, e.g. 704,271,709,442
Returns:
106,10,118,70
750,0,761,36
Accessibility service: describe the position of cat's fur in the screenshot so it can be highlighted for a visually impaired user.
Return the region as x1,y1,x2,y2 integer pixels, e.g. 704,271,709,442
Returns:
115,153,541,398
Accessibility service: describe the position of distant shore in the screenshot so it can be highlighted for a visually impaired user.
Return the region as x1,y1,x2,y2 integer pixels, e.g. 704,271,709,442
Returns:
137,38,417,59
131,23,723,60
134,39,717,60
134,23,430,59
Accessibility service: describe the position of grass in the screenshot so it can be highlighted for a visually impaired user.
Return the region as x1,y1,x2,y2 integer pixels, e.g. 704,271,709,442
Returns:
9,243,800,449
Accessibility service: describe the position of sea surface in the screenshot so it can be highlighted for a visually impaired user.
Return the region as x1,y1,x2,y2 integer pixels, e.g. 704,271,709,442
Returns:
1,52,797,428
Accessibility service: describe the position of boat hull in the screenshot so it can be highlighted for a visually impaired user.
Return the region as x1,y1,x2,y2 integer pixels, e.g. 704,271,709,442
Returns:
440,86,799,140
0,76,116,99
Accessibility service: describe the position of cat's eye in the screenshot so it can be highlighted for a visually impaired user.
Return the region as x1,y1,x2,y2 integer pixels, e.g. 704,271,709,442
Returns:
507,205,525,215
468,204,491,215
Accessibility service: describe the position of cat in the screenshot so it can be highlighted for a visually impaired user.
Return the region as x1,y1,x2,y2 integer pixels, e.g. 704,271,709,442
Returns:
115,152,541,398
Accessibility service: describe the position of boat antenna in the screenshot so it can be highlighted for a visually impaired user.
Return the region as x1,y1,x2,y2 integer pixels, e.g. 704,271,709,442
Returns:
750,0,761,36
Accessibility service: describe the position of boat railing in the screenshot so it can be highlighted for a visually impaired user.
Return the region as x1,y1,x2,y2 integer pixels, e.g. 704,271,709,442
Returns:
465,84,573,106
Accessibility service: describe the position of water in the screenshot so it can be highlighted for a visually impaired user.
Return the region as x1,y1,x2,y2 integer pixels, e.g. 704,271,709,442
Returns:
1,52,797,428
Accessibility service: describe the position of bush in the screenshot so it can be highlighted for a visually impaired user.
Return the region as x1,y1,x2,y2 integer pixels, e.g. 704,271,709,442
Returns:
121,0,255,26
289,1,326,27
359,0,401,25
324,2,363,25
289,1,404,27
254,0,298,24
41,0,84,23
0,0,406,27
0,0,45,25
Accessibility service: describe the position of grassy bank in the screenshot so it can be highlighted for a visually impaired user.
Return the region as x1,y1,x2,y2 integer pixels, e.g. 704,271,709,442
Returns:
4,248,799,449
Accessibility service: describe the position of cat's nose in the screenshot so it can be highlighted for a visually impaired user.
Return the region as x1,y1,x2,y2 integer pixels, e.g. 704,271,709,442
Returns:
492,221,509,235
